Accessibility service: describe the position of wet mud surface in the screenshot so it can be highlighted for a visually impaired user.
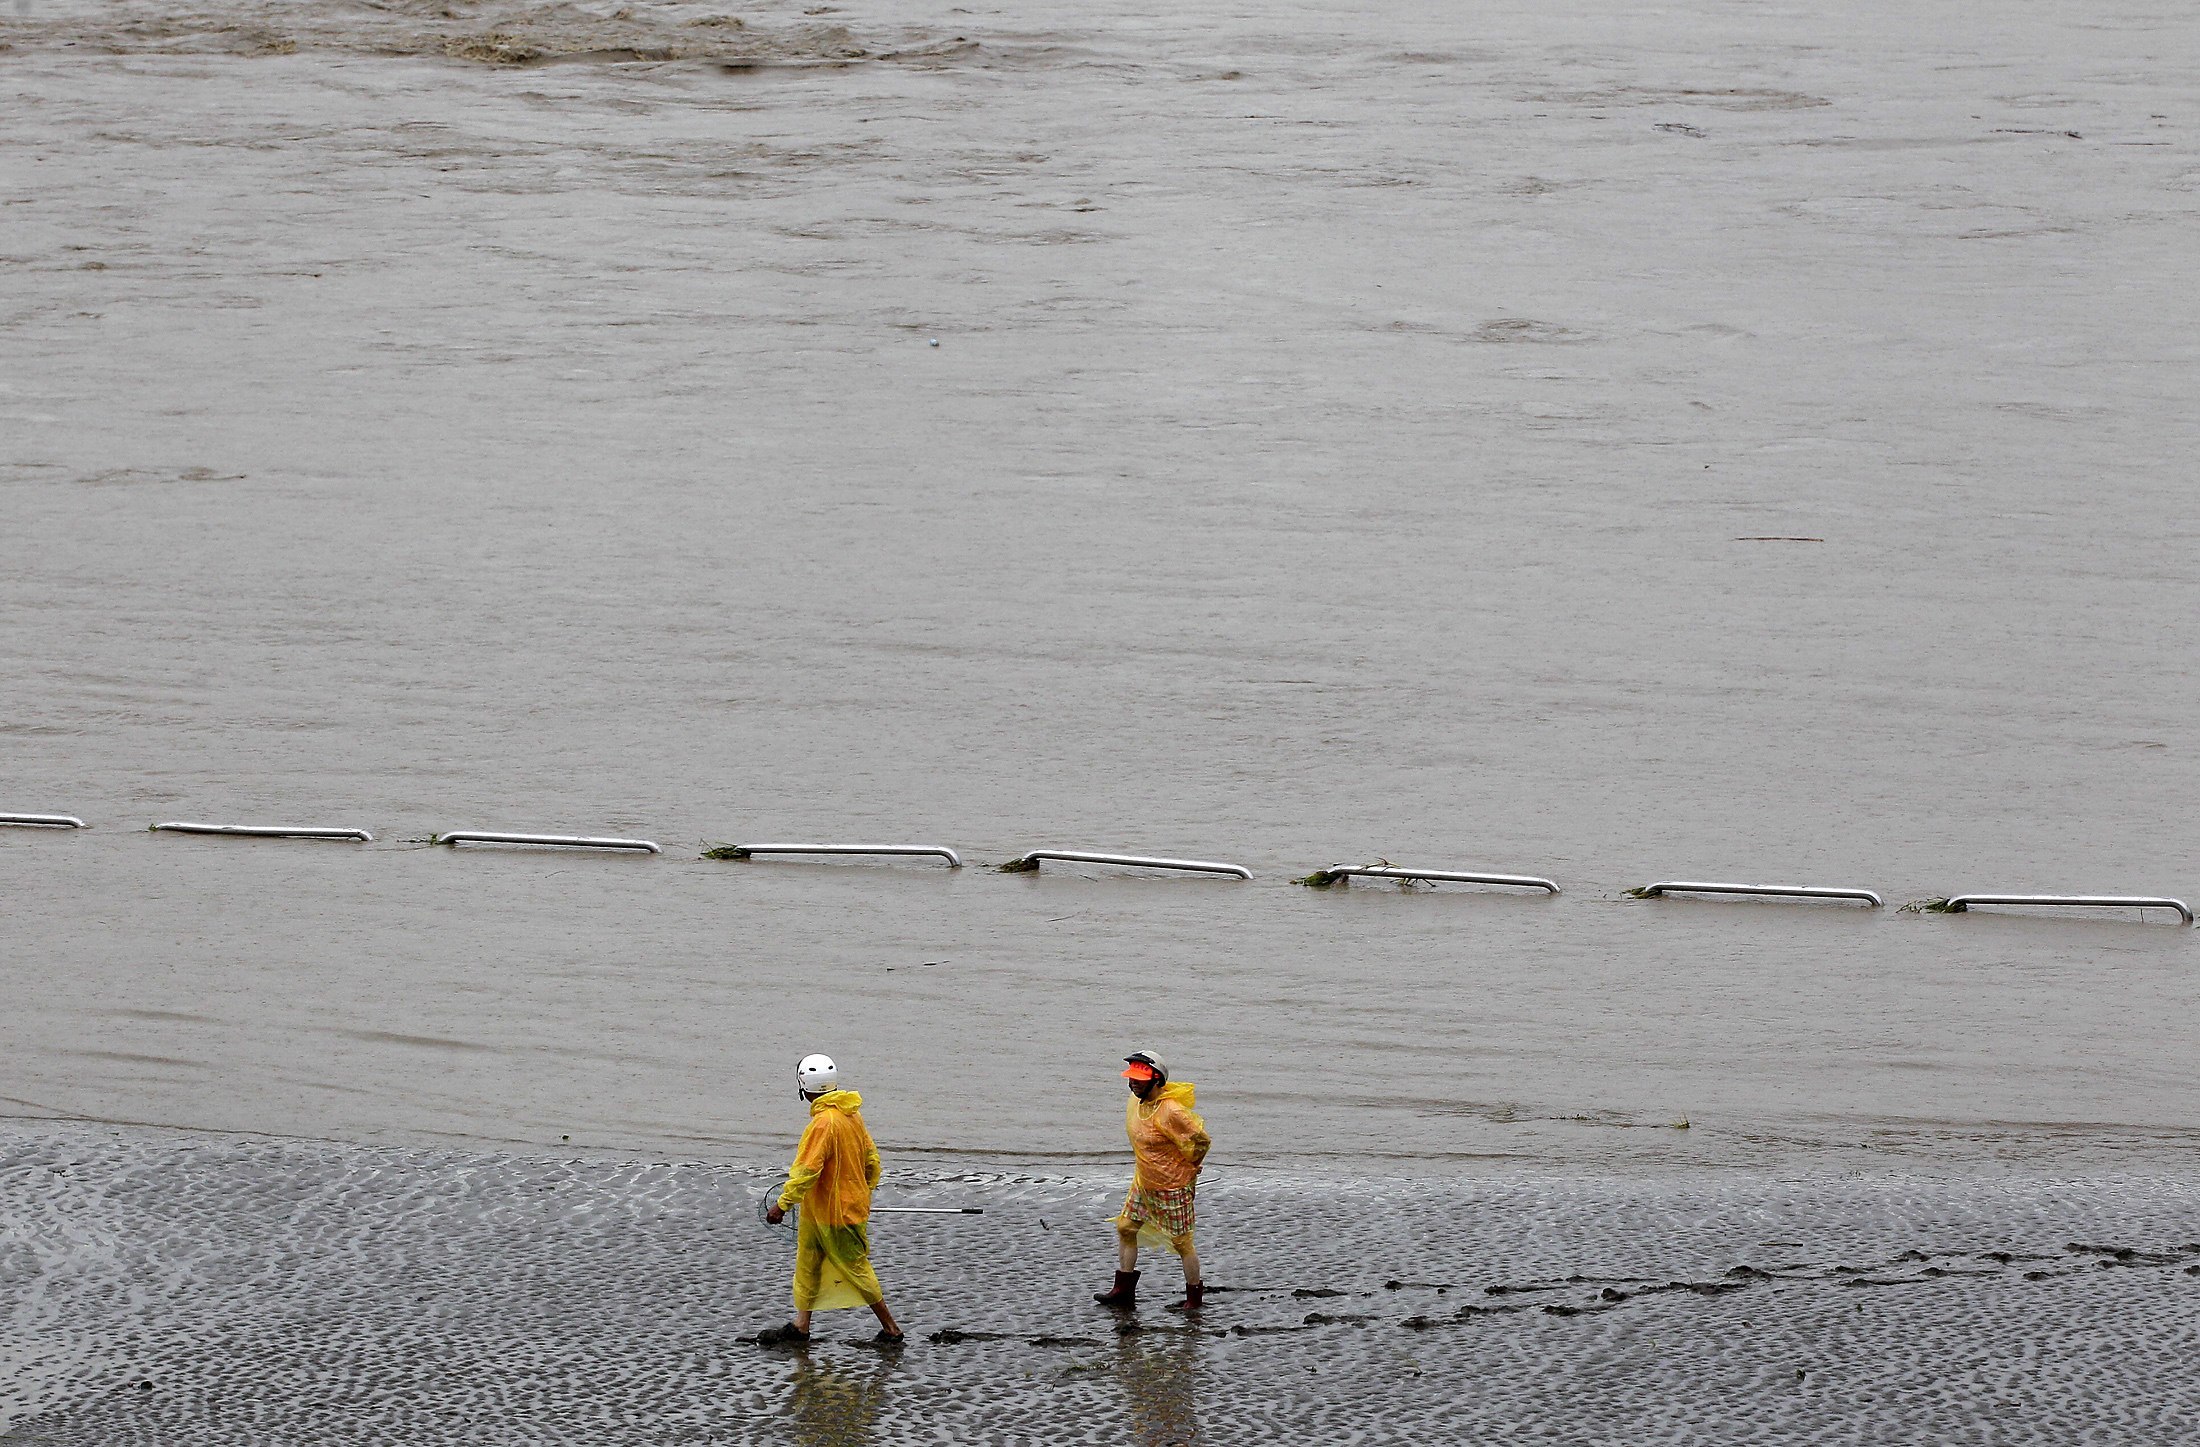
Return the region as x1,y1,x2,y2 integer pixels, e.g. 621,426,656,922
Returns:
5,1124,2198,1443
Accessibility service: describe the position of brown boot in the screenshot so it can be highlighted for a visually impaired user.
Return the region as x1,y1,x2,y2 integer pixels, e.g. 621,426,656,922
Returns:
1093,1269,1140,1308
1165,1282,1205,1313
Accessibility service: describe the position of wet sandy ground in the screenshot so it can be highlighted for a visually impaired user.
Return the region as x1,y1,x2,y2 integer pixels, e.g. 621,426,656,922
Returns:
4,1124,2199,1443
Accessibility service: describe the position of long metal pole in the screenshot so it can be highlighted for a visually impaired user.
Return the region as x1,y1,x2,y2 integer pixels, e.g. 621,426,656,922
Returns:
153,822,373,841
1001,849,1251,880
874,1206,984,1214
433,831,661,854
1937,893,2192,925
715,844,963,867
1305,865,1559,894
1631,881,1883,907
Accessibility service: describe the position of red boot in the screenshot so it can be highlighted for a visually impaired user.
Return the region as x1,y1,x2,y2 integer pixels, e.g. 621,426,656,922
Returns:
1094,1269,1140,1308
1165,1282,1205,1313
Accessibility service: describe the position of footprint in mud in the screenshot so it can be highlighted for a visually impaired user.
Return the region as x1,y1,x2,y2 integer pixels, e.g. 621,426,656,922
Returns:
940,1241,2200,1351
2066,1242,2194,1267
1410,1239,2200,1332
1400,1304,1527,1331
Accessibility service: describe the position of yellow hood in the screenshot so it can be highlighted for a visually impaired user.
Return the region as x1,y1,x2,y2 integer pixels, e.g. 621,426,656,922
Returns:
1156,1081,1195,1108
810,1088,863,1115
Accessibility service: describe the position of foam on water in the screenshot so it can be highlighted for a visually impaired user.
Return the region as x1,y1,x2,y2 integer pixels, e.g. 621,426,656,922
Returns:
4,1123,2196,1443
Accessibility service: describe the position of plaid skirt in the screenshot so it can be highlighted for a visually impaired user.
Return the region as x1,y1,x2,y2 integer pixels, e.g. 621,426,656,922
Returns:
1114,1182,1197,1252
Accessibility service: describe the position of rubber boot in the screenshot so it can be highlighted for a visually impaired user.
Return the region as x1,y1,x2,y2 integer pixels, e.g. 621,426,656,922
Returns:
1165,1282,1205,1313
1094,1269,1140,1308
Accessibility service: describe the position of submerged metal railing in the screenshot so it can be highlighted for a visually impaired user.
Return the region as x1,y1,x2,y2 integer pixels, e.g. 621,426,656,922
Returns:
708,844,963,868
1922,894,2193,926
433,831,661,854
13,798,2197,934
153,822,374,842
1000,850,1252,880
1627,881,1884,907
1298,864,1560,894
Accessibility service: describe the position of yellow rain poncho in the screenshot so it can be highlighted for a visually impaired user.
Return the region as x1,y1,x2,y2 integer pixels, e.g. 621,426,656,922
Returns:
776,1089,885,1312
1112,1081,1210,1254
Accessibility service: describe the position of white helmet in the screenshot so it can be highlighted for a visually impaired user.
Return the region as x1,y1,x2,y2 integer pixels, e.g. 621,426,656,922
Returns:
796,1054,838,1097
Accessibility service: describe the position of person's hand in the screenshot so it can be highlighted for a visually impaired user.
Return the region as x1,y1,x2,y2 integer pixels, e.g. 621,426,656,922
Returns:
766,1204,785,1224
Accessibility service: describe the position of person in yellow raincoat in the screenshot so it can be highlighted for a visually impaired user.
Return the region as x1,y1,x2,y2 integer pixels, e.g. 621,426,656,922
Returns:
758,1053,905,1347
1095,1049,1211,1312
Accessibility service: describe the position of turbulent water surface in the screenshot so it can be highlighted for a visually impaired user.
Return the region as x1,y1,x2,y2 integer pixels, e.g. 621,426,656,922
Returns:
3,0,2198,1436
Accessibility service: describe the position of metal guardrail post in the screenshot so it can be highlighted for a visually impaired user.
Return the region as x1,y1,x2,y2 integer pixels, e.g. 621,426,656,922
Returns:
1920,894,2192,926
705,844,963,867
1296,864,1559,894
1,813,87,828
432,831,661,854
1626,881,1884,907
999,849,1252,880
152,822,373,842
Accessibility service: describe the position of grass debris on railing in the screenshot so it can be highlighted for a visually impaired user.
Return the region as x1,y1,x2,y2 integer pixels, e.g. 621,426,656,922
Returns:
1294,859,1400,888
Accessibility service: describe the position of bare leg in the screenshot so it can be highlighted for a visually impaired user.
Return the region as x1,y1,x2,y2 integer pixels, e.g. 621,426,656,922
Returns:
1117,1226,1140,1273
869,1300,902,1335
793,1309,813,1334
1175,1237,1202,1287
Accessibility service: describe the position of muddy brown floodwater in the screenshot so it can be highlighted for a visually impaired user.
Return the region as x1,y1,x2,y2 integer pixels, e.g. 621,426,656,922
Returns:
3,0,2197,1438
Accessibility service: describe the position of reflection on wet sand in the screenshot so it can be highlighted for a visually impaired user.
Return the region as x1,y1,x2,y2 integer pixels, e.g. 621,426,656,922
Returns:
788,1356,890,1447
4,1125,2197,1443
1115,1326,1200,1447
